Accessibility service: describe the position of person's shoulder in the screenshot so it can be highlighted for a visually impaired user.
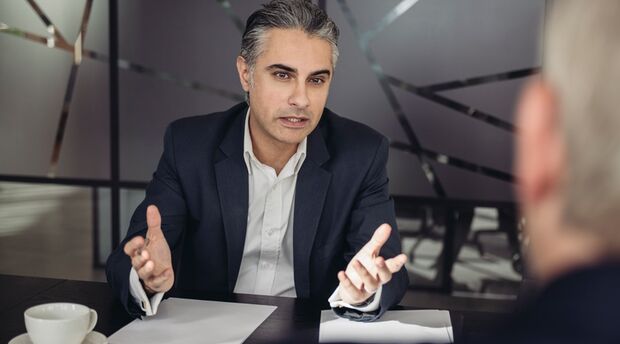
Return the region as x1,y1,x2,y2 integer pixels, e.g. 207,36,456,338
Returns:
321,107,388,150
162,102,246,152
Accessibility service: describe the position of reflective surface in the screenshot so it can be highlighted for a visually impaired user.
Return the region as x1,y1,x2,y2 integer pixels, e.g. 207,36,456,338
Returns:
0,0,545,198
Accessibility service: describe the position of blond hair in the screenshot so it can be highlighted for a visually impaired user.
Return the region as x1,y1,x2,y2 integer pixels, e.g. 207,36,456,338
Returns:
544,0,620,243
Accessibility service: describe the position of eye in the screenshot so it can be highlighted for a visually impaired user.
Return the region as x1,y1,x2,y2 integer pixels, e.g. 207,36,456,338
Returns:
273,71,290,80
309,77,325,85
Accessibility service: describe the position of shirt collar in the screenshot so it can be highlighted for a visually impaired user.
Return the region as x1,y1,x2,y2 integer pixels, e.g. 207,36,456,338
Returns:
243,108,307,176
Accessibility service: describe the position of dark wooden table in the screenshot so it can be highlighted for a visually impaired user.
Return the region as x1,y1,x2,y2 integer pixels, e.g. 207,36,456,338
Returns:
0,274,505,343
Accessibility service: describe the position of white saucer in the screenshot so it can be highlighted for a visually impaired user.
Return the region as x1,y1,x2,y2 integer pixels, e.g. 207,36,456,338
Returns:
9,331,107,344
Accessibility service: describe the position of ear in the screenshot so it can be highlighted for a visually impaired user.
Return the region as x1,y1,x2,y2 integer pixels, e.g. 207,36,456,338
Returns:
236,56,251,92
515,77,565,205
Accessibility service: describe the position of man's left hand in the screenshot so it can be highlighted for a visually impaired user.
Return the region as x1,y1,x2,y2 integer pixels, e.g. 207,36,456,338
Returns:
337,224,407,305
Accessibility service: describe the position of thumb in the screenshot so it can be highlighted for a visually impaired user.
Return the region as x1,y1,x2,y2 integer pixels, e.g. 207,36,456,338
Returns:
363,223,392,254
146,205,162,235
385,254,407,273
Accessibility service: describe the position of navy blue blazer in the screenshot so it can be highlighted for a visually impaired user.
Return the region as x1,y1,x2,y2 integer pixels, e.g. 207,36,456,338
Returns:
106,102,409,320
485,262,620,344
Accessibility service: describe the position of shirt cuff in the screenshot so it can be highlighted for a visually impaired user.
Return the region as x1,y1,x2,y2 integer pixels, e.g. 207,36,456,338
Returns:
328,285,382,313
129,267,165,316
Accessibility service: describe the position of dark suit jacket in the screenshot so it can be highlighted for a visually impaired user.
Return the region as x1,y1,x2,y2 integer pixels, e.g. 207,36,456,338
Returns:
106,102,409,320
484,262,620,344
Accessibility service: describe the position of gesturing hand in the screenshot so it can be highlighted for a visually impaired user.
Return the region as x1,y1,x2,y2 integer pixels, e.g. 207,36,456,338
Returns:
123,205,174,294
337,224,407,305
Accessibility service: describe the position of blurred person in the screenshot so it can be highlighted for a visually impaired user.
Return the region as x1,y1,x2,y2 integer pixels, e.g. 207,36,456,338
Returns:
489,0,620,343
106,0,408,322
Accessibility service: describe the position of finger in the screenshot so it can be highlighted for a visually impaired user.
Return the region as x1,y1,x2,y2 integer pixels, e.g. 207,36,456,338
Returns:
137,260,156,281
131,249,150,270
124,236,145,256
146,205,162,235
384,254,408,273
338,271,365,302
352,260,379,293
362,223,392,254
375,257,393,284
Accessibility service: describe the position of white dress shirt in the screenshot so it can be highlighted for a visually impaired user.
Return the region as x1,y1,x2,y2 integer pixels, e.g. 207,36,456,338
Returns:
129,109,380,316
233,110,305,296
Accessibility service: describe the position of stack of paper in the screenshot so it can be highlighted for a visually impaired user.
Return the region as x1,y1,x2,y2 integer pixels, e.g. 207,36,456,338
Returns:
108,297,277,344
319,309,453,343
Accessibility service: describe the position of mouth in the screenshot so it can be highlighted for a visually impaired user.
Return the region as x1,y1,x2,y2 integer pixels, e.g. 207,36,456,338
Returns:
279,116,309,128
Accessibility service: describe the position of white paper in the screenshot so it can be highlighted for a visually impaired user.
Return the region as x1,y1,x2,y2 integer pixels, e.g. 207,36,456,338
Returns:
108,297,277,344
319,309,453,343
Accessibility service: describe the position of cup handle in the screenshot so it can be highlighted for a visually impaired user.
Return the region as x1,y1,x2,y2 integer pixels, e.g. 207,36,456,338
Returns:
87,309,98,333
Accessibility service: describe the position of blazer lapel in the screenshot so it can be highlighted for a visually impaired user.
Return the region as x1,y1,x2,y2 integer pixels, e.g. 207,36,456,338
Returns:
214,106,249,291
293,124,332,297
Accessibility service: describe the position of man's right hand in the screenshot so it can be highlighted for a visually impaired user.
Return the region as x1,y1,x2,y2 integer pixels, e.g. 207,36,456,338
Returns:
124,205,174,294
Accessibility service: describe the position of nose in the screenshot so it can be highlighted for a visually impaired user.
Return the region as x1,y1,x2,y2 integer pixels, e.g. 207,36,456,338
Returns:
288,80,310,109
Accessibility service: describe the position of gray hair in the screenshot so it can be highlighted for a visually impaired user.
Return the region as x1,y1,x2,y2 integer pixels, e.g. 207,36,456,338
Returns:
544,0,620,243
240,0,340,77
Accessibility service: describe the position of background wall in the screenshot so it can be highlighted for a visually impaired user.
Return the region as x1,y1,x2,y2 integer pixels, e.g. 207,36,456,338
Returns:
0,0,546,264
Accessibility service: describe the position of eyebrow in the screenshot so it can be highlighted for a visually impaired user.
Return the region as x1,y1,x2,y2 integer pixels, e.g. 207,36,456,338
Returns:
266,64,331,78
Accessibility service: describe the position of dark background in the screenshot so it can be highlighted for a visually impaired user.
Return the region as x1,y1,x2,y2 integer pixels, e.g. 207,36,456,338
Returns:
0,0,545,264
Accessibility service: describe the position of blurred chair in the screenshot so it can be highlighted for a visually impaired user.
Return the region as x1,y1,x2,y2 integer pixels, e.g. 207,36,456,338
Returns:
472,207,524,275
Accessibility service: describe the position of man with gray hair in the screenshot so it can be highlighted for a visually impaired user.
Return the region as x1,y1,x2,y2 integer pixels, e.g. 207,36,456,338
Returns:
488,0,620,342
107,0,409,321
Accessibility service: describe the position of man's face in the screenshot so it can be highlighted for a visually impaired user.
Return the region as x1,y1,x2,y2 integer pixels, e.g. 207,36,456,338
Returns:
237,28,333,149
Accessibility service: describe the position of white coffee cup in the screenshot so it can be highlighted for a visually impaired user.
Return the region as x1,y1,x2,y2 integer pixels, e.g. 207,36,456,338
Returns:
24,303,97,344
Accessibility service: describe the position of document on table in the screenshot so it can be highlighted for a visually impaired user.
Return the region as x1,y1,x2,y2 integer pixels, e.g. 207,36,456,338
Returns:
319,309,453,343
108,297,277,344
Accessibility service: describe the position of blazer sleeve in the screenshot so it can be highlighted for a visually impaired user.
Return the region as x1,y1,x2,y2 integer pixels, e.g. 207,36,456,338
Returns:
332,136,409,321
105,124,188,318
